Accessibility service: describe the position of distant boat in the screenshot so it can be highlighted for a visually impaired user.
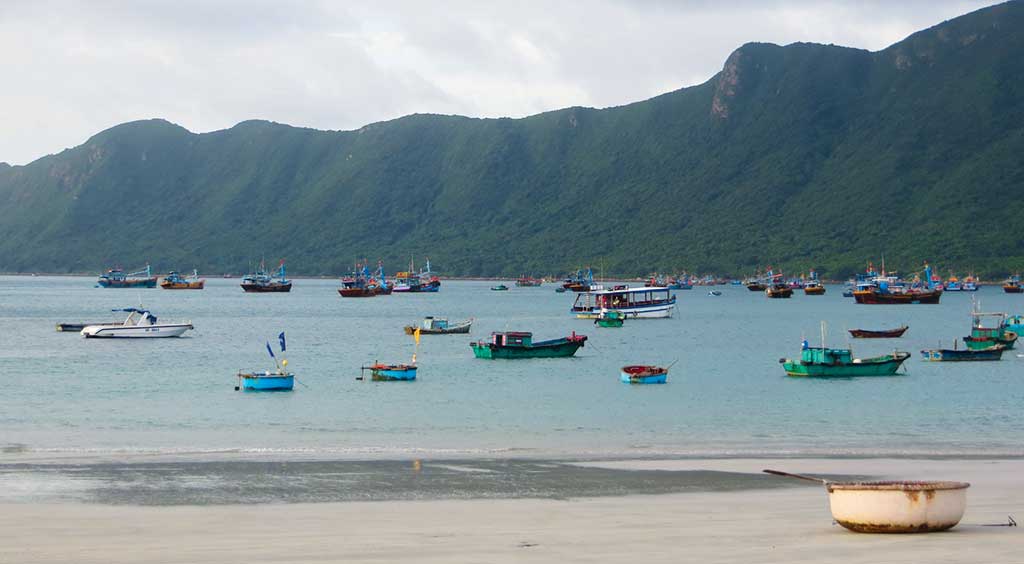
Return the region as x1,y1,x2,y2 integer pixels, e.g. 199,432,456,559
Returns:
237,333,293,391
241,259,292,293
563,268,601,292
803,271,826,295
392,258,441,293
339,262,390,297
80,307,193,338
471,331,587,359
853,263,942,304
620,365,668,384
766,283,793,298
849,326,909,339
708,290,722,296
594,309,625,328
491,284,509,291
361,363,417,381
921,343,1005,361
160,269,205,290
403,316,472,335
515,275,543,287
554,287,567,293
1004,275,1022,294
97,265,158,288
571,286,676,319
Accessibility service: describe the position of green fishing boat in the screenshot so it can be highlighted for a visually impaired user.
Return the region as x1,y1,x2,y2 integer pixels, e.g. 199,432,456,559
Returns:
594,310,626,328
964,311,1018,351
470,331,587,359
780,345,910,377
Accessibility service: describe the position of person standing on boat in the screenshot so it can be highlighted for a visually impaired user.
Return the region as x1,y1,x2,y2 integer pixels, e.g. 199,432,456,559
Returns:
802,339,809,350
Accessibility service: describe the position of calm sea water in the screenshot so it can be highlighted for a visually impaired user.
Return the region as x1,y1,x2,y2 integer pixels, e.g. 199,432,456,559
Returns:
1,275,1023,462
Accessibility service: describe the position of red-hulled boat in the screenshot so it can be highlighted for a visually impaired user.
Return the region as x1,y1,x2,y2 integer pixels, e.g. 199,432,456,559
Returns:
849,326,909,339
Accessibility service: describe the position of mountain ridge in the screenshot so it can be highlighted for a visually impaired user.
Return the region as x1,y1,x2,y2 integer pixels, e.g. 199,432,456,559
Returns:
1,1,1022,277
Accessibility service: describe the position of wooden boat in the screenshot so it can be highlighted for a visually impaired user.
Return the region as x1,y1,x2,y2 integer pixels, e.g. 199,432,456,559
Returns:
160,269,205,290
237,370,294,391
490,284,509,291
241,259,292,292
848,326,909,339
963,311,1017,350
403,317,472,335
97,265,158,288
853,263,942,304
765,284,793,298
921,343,1005,361
746,282,767,291
780,344,909,377
562,268,600,292
594,309,625,328
471,331,587,359
1004,275,1023,293
515,276,543,287
80,308,193,338
361,363,417,381
339,262,390,297
572,286,675,319
620,365,667,384
392,258,440,292
803,280,826,295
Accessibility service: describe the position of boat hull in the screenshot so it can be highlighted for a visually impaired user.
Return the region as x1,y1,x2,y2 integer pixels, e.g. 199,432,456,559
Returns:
782,353,909,377
471,338,585,359
853,290,942,304
97,278,158,288
239,372,294,391
574,301,675,319
161,281,204,289
242,283,292,293
804,286,826,295
620,365,668,384
849,326,909,339
827,481,969,533
920,346,1004,361
81,323,193,338
368,365,417,381
403,322,472,335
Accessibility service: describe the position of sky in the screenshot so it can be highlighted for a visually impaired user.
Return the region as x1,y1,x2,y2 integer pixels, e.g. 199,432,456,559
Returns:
1,0,995,165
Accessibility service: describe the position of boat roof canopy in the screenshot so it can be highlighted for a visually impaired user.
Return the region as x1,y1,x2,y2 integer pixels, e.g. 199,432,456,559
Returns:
493,331,532,337
113,307,151,315
586,286,670,294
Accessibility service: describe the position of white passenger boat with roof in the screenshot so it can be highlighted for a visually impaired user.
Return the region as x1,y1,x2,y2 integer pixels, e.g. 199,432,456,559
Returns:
570,286,676,319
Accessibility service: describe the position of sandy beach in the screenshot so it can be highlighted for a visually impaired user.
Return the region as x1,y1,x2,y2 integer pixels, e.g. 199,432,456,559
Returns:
2,458,1020,563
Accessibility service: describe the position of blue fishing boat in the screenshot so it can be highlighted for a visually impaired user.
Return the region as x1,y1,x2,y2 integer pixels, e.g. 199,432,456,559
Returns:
237,332,294,391
1005,315,1024,335
620,365,668,384
362,363,417,381
97,265,158,288
241,259,292,292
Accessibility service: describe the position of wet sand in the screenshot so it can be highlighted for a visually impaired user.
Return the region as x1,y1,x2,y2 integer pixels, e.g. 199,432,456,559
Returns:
2,458,1021,563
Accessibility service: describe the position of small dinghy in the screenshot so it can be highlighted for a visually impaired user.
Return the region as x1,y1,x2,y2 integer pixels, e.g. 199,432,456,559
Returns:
80,308,193,338
361,363,417,381
620,365,668,384
594,309,625,328
237,332,294,391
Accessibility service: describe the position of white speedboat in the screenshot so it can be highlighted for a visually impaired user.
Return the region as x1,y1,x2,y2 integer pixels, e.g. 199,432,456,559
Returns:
80,308,193,338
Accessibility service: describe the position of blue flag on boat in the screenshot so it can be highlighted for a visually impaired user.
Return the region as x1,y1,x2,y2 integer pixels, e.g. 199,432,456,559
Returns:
266,341,276,359
278,332,287,352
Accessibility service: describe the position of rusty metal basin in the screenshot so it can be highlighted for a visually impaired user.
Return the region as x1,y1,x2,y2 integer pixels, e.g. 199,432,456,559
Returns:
826,481,970,533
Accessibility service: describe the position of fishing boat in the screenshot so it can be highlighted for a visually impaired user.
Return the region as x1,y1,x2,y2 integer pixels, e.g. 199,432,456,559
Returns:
963,310,1018,350
392,258,441,293
563,268,601,292
361,363,417,381
962,275,979,292
1005,315,1024,336
781,346,910,377
708,290,722,296
80,308,193,338
339,262,390,297
803,271,825,295
403,316,472,335
160,269,205,290
594,309,625,328
620,365,668,384
780,324,910,377
1004,275,1022,294
491,284,509,291
766,283,793,298
554,287,567,293
746,281,767,291
237,333,293,391
515,276,543,287
470,331,587,359
571,286,676,319
241,259,292,293
853,263,942,304
848,326,909,339
97,265,158,288
921,342,1005,361
946,274,962,291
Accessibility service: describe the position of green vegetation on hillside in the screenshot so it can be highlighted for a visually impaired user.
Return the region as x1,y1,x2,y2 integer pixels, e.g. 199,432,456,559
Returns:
1,2,1023,279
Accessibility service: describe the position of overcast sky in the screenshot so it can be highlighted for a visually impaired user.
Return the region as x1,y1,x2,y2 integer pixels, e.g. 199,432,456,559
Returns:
1,0,994,165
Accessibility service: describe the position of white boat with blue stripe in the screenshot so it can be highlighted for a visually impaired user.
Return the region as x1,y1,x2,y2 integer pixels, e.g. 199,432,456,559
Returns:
571,286,676,319
80,308,193,338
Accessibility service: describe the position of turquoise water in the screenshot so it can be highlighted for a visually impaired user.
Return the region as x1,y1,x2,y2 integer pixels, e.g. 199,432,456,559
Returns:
2,275,1023,460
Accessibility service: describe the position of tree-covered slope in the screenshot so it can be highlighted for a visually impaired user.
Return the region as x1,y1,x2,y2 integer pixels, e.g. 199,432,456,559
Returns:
1,2,1022,277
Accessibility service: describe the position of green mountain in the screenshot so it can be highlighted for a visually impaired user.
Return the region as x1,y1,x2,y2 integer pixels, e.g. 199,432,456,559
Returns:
2,2,1023,278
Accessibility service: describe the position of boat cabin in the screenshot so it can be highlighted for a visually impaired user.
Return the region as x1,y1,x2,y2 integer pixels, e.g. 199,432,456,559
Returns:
422,316,449,330
490,331,532,347
800,347,853,365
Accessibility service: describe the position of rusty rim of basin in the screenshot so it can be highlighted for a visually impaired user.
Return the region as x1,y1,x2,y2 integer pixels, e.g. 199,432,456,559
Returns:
827,481,970,492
